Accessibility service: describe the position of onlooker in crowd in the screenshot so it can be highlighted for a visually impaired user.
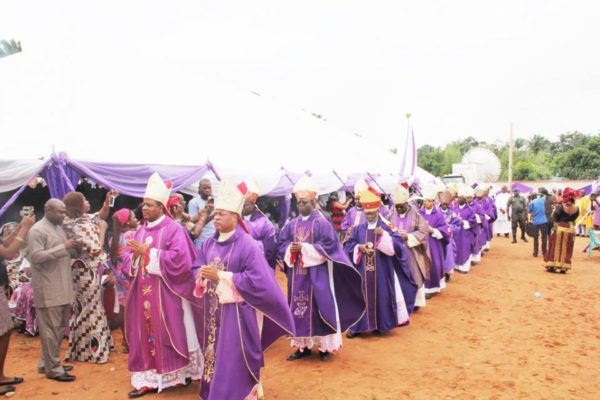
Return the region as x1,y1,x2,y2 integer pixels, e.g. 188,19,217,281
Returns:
540,188,556,235
575,191,593,237
188,178,216,249
26,199,80,382
168,193,195,236
108,208,139,353
543,188,579,274
327,192,351,234
528,192,548,257
507,189,528,243
0,213,35,396
62,192,113,364
592,191,600,230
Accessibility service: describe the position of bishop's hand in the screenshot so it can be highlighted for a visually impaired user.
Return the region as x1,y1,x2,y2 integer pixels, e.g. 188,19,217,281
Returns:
200,265,220,282
290,242,302,253
127,240,148,257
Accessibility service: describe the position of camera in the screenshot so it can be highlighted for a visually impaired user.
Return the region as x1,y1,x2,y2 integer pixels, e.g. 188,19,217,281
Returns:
20,206,34,217
108,195,116,207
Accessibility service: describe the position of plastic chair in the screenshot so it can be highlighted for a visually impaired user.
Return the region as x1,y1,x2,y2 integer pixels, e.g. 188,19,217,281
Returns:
589,230,600,258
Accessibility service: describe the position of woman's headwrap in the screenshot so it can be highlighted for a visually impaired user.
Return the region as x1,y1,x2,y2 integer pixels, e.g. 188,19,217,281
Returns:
113,208,131,226
562,187,576,204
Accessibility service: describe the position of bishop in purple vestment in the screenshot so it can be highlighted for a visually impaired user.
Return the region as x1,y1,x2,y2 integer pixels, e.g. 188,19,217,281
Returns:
388,184,431,309
418,187,449,296
280,176,365,361
122,173,202,398
343,185,417,337
240,179,278,269
193,179,294,400
466,191,486,263
439,192,461,275
452,186,478,273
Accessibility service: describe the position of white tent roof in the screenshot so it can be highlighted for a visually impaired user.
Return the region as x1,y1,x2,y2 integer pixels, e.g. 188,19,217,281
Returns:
0,52,426,195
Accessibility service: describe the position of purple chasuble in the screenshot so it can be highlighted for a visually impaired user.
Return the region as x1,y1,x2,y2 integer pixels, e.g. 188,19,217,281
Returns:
452,204,477,265
278,210,365,338
123,217,201,374
439,207,460,273
244,209,278,269
192,226,294,400
344,219,418,333
468,201,486,254
388,206,431,287
418,207,449,291
478,197,497,242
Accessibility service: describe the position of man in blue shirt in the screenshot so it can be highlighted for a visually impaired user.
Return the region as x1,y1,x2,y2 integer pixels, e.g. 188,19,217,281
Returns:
528,192,548,257
188,178,216,249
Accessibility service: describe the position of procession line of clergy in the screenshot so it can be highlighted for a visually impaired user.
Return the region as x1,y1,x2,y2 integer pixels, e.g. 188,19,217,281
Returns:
120,172,497,400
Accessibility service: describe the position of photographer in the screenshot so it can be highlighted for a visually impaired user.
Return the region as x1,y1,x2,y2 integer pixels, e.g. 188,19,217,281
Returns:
187,178,216,248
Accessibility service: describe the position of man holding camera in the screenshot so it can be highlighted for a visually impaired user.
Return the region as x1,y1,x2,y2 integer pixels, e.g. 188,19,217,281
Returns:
188,178,216,248
26,199,83,382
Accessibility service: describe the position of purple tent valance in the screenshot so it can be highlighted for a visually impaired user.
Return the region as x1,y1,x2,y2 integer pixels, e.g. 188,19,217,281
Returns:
511,182,534,193
0,152,211,219
68,156,211,198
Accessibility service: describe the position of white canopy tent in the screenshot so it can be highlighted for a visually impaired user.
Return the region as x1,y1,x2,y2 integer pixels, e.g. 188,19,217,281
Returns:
0,52,433,196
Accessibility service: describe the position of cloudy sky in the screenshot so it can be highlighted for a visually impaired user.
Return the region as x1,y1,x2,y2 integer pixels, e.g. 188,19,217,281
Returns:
2,0,599,149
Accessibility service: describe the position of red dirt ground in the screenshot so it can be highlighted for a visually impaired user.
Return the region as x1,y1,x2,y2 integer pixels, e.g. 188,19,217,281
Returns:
6,235,600,399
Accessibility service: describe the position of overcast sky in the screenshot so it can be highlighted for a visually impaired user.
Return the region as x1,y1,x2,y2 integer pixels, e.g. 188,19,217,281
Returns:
2,0,599,149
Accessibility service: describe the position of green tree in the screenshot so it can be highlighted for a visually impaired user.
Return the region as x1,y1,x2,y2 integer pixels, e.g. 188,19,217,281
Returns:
417,145,445,177
528,134,552,154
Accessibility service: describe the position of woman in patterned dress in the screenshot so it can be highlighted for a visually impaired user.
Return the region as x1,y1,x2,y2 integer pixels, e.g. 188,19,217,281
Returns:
62,192,113,363
543,188,579,274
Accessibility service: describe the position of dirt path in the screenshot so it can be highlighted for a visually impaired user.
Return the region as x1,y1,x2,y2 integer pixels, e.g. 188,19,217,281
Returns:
7,236,600,399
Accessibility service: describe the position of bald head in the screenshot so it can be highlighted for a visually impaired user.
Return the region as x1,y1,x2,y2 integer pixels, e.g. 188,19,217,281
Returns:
45,199,67,225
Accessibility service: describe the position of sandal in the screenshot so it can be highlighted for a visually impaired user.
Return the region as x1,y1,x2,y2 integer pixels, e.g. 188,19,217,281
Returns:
0,377,23,386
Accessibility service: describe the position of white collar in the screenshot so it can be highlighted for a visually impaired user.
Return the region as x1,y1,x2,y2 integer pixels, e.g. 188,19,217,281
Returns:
147,214,166,228
301,214,310,221
459,204,466,209
424,208,433,215
218,229,236,242
243,214,252,221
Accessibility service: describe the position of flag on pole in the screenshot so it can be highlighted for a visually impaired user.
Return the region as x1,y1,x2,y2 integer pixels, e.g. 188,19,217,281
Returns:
399,113,416,179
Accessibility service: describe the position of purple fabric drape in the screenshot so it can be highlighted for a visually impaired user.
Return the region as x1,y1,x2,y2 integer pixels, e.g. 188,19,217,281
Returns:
65,155,210,198
511,182,534,193
43,153,80,199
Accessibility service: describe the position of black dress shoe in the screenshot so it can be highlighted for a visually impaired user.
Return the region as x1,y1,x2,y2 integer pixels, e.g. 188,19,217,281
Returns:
319,351,331,361
425,293,433,300
445,273,451,282
63,365,74,372
128,387,158,399
511,239,517,244
346,331,360,339
287,348,311,361
49,373,76,382
522,238,528,242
